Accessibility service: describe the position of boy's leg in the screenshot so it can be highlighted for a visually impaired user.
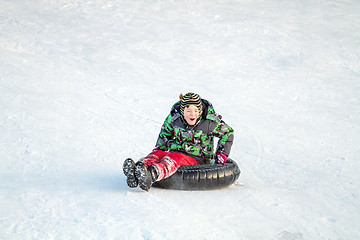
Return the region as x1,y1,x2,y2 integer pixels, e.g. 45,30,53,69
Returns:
141,149,168,168
152,152,199,181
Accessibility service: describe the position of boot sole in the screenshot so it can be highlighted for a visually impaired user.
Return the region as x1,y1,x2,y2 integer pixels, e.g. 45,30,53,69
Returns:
135,163,150,191
123,158,138,188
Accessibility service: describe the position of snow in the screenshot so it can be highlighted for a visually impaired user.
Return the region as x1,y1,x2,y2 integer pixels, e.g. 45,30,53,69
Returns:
1,0,360,239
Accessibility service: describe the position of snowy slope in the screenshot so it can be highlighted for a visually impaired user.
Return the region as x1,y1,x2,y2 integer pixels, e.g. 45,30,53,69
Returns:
1,0,360,239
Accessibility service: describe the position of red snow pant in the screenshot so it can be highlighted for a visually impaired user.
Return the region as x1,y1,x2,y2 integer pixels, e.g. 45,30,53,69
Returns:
142,150,200,181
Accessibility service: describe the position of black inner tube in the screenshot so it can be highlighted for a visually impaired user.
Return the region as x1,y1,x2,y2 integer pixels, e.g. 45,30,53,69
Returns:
152,158,241,190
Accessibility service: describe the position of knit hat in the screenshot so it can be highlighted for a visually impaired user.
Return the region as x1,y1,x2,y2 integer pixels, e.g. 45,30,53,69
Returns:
179,92,203,115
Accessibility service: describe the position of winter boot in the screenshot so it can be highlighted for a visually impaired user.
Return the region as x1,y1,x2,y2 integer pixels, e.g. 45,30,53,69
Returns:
135,163,159,191
123,158,138,188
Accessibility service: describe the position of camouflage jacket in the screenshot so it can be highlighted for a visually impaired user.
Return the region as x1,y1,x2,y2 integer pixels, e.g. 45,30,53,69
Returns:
155,99,234,164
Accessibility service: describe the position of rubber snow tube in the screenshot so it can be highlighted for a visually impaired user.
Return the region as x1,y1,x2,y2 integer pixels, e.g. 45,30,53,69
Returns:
152,158,240,191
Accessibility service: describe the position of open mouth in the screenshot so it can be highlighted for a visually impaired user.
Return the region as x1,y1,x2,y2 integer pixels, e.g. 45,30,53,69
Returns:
190,118,196,121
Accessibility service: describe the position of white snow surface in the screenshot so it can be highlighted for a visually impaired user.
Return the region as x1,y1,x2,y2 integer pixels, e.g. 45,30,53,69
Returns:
1,0,360,239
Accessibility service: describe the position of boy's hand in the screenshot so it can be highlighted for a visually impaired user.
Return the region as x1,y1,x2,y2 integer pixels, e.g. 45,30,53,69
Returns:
216,153,227,165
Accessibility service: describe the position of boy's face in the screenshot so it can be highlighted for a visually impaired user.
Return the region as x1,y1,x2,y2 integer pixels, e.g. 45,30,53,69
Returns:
183,105,200,125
